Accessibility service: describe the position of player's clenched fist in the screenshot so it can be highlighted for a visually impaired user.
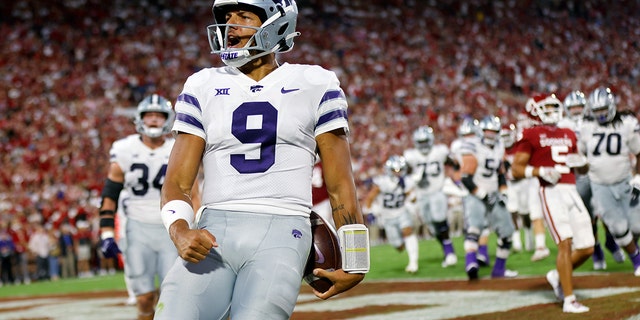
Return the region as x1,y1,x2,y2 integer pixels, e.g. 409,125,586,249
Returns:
168,220,217,263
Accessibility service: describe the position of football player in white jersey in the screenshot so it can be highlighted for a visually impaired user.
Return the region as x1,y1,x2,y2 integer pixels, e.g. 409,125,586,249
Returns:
560,90,624,270
404,126,457,268
459,115,517,280
364,155,419,273
98,94,184,320
154,1,366,319
579,87,640,276
447,118,492,267
501,123,533,253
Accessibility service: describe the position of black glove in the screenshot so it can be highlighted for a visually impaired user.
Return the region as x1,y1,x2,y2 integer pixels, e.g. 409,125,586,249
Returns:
482,193,497,211
483,192,506,211
630,174,640,207
631,188,640,207
497,192,508,207
100,237,121,258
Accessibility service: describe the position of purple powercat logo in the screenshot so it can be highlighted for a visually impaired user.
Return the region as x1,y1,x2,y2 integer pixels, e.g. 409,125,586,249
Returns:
292,229,302,239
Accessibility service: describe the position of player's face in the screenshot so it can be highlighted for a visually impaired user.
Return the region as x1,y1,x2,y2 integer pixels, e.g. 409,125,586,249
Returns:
390,169,404,178
541,103,561,120
142,111,167,128
225,10,261,49
567,105,584,117
592,107,608,120
483,130,498,142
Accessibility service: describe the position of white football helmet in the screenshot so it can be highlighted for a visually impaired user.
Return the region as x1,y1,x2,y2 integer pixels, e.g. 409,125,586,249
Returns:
562,90,587,121
207,0,300,67
479,115,502,147
384,155,408,177
525,93,563,124
500,123,517,148
134,94,175,138
457,118,480,137
587,87,616,124
412,126,435,154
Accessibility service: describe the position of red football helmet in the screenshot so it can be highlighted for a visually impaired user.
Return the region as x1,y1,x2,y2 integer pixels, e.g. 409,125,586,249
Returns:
525,94,563,124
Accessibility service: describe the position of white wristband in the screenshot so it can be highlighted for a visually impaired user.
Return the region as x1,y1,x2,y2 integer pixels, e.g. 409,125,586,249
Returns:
524,166,535,178
100,230,114,240
161,200,195,232
474,187,487,199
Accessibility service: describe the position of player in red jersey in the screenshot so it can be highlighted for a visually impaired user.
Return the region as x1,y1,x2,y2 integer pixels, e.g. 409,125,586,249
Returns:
511,94,594,313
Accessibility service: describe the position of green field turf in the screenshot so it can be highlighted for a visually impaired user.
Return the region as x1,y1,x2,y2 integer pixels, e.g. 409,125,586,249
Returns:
0,223,631,299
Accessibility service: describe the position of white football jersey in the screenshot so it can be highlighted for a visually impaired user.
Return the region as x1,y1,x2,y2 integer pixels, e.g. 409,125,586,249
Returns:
558,117,583,138
371,174,415,219
403,144,450,195
450,138,465,163
459,136,505,193
579,115,640,184
172,63,349,216
110,134,174,224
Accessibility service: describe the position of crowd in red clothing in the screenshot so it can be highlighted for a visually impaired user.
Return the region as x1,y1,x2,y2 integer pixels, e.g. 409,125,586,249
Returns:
1,0,639,282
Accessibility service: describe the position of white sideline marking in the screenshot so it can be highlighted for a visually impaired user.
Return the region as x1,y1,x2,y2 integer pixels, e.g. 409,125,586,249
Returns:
295,287,640,320
0,297,136,320
0,287,638,319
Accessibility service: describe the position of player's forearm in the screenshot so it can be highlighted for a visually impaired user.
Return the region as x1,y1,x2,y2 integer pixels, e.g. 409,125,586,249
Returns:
324,157,364,227
161,182,194,207
162,133,205,207
329,190,364,228
511,163,526,179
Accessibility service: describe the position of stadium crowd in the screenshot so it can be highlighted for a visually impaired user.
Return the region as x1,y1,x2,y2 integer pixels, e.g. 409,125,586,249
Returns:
1,0,639,283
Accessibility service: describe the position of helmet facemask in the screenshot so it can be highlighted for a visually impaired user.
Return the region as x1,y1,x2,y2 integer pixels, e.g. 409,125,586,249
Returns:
588,87,616,125
563,90,587,121
134,94,175,138
500,124,516,148
526,94,563,125
412,126,435,155
207,0,300,67
385,155,408,177
479,115,502,147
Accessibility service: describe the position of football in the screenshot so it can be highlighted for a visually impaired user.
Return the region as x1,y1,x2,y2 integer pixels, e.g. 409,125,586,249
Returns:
303,211,341,293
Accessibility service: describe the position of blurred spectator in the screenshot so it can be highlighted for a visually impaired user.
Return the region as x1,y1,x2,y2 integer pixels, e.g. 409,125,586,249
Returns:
0,220,15,286
28,223,51,281
47,226,61,281
8,218,30,284
58,223,77,279
74,219,93,278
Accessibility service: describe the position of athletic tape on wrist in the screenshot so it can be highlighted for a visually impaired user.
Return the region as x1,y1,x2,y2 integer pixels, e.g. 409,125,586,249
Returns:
161,200,194,231
474,187,487,200
101,230,114,240
337,224,370,273
524,165,535,178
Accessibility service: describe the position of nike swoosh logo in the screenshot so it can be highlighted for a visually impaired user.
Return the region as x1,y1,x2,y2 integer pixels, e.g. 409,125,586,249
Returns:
281,87,299,94
168,210,176,214
313,243,325,264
